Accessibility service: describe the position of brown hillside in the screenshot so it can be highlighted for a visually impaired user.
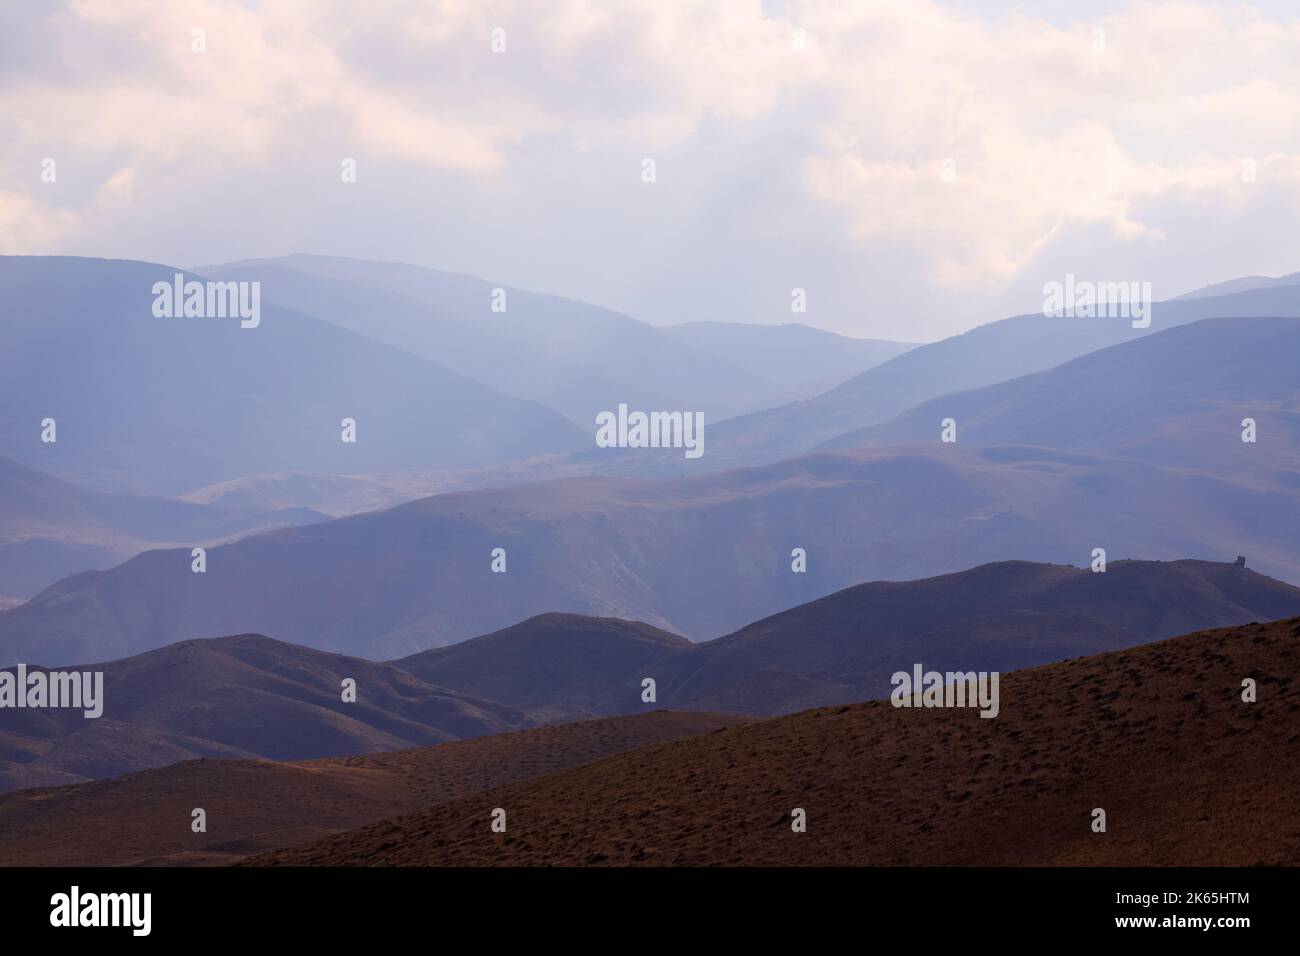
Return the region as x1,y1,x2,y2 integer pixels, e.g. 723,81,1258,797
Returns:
248,617,1300,866
0,711,747,866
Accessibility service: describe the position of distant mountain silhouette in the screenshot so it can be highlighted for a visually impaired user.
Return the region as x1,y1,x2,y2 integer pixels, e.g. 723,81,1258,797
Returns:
1174,271,1300,300
248,616,1300,866
603,284,1300,476
0,256,587,495
197,255,908,427
0,455,324,600
819,316,1300,490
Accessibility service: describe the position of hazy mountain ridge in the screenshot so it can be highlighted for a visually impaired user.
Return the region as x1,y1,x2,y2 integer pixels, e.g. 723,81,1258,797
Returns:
0,455,326,600
0,256,588,495
197,254,911,427
819,316,1300,487
587,285,1300,478
6,439,1298,663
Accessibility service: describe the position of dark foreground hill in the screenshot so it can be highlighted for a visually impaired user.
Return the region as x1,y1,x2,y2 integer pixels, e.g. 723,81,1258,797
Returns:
249,616,1300,866
0,712,746,866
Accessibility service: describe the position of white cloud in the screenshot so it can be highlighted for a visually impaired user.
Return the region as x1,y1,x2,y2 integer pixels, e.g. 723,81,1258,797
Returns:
1,0,1298,333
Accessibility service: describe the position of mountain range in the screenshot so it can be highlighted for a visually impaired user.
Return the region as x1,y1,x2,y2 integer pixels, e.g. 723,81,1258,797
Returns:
6,434,1297,662
0,256,587,496
820,315,1300,487
196,254,913,428
584,285,1300,477
0,455,323,602
4,557,1297,792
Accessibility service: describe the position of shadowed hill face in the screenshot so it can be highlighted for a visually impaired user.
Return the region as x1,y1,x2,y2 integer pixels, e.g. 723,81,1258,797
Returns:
0,711,750,866
384,559,1300,718
819,316,1300,488
0,634,527,793
0,256,586,496
395,613,693,721
246,616,1300,867
0,455,325,599
654,558,1300,714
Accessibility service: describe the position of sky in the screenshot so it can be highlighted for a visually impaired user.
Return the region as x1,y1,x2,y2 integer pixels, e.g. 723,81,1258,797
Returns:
2,0,1300,341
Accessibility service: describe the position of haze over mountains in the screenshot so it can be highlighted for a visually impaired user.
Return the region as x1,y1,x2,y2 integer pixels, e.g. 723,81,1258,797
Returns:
0,256,586,495
3,248,1299,872
3,558,1296,795
1174,271,1300,300
820,316,1300,482
0,455,323,601
5,254,1294,665
197,254,912,428
7,435,1298,663
597,285,1300,477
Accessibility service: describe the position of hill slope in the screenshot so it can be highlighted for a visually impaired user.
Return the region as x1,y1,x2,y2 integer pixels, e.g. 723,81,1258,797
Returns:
385,559,1300,718
0,711,746,866
249,616,1300,866
395,613,693,722
653,557,1300,715
0,634,526,792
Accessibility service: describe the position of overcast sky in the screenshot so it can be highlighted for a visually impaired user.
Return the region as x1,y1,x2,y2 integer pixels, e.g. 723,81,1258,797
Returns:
3,0,1299,341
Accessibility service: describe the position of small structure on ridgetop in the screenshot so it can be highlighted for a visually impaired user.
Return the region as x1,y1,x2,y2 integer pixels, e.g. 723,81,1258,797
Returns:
1234,555,1246,568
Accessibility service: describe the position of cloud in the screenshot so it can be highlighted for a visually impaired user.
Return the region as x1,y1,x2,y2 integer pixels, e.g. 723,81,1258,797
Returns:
0,192,80,254
794,0,1300,285
1,0,1298,328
